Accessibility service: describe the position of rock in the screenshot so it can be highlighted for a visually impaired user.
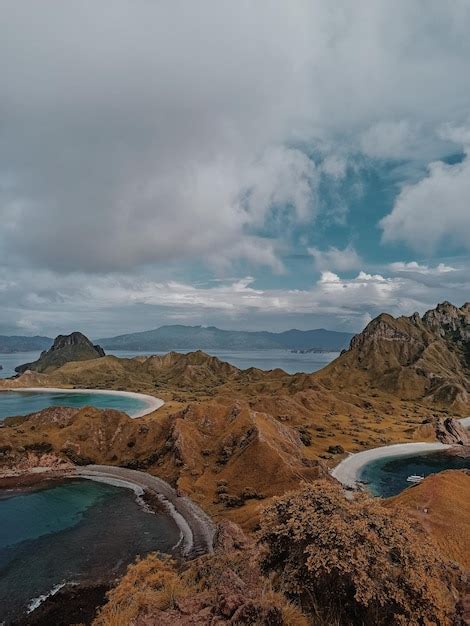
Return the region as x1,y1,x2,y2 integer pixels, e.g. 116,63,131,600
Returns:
15,331,105,374
434,417,469,445
327,445,345,454
334,302,470,409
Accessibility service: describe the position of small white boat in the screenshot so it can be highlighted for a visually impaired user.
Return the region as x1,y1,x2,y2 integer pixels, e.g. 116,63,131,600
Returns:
406,474,424,483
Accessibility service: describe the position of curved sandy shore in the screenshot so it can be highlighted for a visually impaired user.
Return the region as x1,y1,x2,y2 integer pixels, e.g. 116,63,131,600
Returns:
331,441,452,491
0,387,164,418
75,465,216,558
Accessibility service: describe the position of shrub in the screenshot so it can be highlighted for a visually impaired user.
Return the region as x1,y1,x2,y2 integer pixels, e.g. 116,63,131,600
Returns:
259,481,463,626
94,554,187,626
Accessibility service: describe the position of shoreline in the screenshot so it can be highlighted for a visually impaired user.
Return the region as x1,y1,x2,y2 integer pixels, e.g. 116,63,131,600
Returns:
0,466,209,622
0,387,164,418
74,465,216,559
330,442,451,491
331,416,470,492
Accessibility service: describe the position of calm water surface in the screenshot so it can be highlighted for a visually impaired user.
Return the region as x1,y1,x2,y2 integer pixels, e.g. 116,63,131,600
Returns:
111,348,339,374
0,349,339,379
359,451,470,497
0,352,43,378
0,390,149,421
0,478,179,622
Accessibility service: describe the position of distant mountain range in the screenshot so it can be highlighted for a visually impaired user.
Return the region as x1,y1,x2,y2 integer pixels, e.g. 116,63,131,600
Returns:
0,335,52,353
97,325,353,351
0,325,354,354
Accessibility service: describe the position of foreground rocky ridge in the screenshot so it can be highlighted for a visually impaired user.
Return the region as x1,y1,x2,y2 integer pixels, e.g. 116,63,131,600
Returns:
92,479,469,626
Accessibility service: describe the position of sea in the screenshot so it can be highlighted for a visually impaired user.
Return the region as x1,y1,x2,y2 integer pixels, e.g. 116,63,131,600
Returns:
0,478,180,622
0,390,149,421
359,450,470,497
0,348,339,379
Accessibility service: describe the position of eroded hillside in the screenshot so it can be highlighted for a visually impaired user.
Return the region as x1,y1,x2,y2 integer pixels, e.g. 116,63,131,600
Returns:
318,301,470,409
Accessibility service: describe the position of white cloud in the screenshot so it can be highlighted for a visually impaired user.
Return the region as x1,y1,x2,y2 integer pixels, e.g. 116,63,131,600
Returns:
1,1,470,274
381,128,470,252
309,245,361,271
1,262,469,336
389,261,456,274
360,120,417,159
1,2,470,332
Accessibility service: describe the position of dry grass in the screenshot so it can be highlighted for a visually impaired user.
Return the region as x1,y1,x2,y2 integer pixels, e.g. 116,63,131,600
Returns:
94,555,189,626
94,523,310,625
260,480,465,626
388,469,470,570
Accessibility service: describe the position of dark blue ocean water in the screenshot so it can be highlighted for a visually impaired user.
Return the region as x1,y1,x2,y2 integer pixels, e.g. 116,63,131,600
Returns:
0,479,179,622
359,451,470,497
0,390,149,421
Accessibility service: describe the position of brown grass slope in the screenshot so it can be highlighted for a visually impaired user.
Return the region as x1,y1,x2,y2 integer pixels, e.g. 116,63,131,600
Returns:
95,480,468,626
388,469,470,570
318,301,470,410
1,302,468,529
94,520,309,626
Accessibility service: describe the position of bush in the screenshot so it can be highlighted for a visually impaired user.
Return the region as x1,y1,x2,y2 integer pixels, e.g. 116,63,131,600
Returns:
259,481,463,626
94,554,187,626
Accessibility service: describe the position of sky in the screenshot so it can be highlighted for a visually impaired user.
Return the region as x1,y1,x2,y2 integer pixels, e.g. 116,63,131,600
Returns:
1,1,470,338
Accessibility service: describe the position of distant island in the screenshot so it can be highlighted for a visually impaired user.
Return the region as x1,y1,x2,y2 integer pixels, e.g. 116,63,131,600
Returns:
97,325,353,352
0,325,353,353
14,332,105,374
290,348,339,354
0,335,53,353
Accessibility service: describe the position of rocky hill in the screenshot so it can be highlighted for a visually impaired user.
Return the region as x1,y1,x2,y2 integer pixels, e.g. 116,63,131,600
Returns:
15,332,105,374
98,324,352,351
319,301,470,410
2,304,469,624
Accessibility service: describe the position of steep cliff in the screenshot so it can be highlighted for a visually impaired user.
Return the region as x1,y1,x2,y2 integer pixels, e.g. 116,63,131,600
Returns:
15,332,105,374
319,302,470,409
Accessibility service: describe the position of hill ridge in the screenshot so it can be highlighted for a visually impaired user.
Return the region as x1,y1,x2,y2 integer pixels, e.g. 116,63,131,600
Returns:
97,324,353,351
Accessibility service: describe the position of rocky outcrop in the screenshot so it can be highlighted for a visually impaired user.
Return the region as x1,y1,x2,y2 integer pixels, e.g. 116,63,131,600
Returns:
15,331,105,374
434,417,470,445
323,302,470,410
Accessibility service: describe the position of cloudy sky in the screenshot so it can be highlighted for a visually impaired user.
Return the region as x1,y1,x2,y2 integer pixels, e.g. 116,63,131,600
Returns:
1,1,470,338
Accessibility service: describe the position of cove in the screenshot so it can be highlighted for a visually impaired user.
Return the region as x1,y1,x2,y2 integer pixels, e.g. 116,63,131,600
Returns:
0,478,180,622
0,389,161,421
359,450,470,498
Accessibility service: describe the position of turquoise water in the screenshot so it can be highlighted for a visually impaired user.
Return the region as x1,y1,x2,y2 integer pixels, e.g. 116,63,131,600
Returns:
359,451,470,497
0,352,42,378
0,349,339,378
0,390,148,421
0,479,180,622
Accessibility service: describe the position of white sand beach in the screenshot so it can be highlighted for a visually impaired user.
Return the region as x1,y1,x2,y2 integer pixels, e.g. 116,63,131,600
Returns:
330,441,452,490
75,465,216,558
0,387,164,418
